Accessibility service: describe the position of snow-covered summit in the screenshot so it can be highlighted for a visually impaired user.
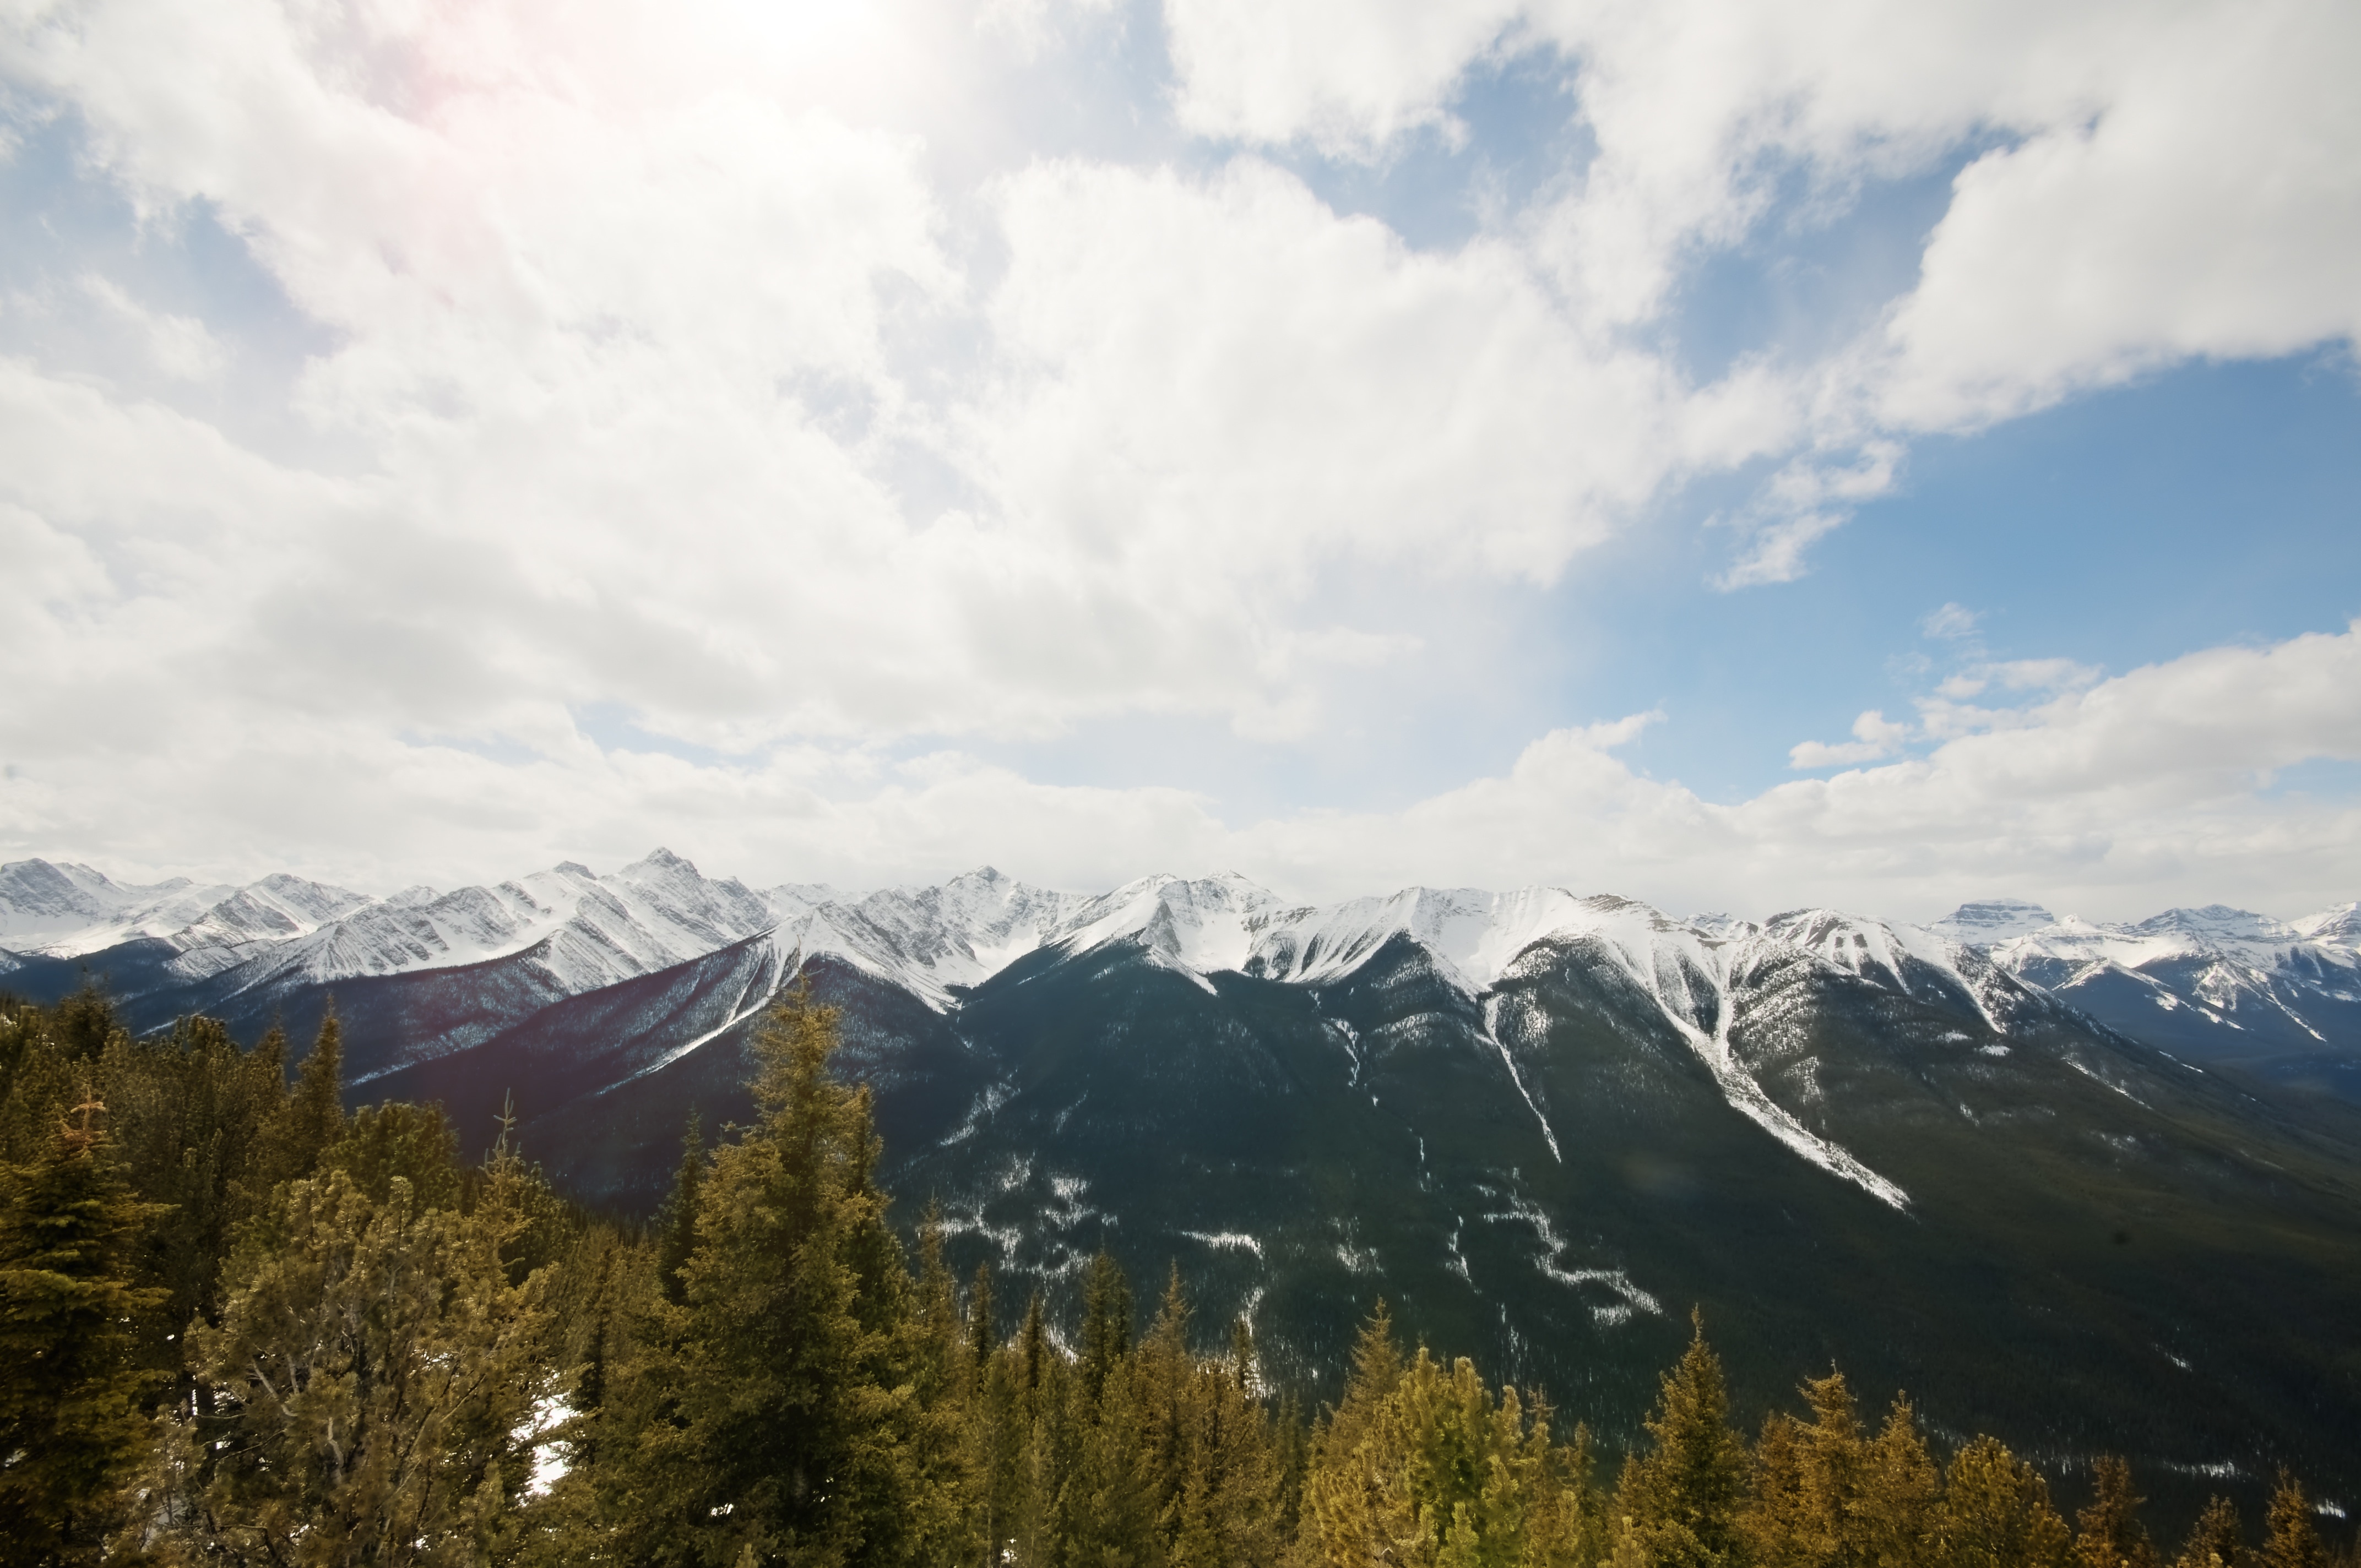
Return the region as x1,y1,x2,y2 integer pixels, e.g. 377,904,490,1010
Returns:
2293,902,2361,950
1971,902,2361,1054
0,858,382,956
1045,873,1280,977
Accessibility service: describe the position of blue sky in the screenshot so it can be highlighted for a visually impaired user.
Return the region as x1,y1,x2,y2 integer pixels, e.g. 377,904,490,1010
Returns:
1,0,2357,919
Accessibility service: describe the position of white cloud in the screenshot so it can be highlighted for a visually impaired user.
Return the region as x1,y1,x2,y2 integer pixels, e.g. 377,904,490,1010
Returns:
1921,602,1979,640
77,275,225,380
1788,709,1909,770
12,617,2356,924
1,0,2356,913
1875,0,2361,429
973,156,1771,592
1161,0,2361,559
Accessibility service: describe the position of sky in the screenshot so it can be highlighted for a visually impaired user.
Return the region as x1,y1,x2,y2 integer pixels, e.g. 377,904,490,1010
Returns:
2,0,2358,923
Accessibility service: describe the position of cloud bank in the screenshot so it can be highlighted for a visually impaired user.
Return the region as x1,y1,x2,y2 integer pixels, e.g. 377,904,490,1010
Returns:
1,0,2355,917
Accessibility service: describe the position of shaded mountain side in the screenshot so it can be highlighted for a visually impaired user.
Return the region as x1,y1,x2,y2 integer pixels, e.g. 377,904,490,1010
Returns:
469,955,984,1213
2,940,198,1028
1690,940,2361,1499
0,934,576,1081
897,930,2361,1520
9,876,2359,1522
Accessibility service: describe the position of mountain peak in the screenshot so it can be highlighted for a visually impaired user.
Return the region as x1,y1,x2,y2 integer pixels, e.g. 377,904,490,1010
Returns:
619,848,698,881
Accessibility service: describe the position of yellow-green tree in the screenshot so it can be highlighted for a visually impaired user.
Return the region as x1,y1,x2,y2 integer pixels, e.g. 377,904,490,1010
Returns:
1615,1315,1751,1568
135,1131,558,1565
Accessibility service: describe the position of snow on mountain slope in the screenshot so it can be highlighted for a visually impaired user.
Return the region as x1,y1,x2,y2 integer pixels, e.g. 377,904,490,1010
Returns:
0,858,236,953
1246,885,1582,989
2293,902,2361,949
206,851,786,1001
1044,872,1282,980
171,874,376,948
1761,908,2029,1033
1973,903,2361,1053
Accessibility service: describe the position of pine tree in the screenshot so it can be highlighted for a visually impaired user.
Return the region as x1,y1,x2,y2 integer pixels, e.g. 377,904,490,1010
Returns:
1854,1398,1937,1568
1080,1249,1136,1406
1325,1299,1404,1466
1931,1436,2071,1568
2076,1457,2159,1568
2261,1473,2330,1568
1300,1300,1411,1567
1055,1353,1164,1567
641,985,934,1567
654,1109,704,1307
2174,1496,2244,1568
914,1202,965,1404
969,1260,998,1376
52,983,121,1062
1020,1291,1049,1408
135,1137,558,1565
1745,1371,1864,1568
1615,1313,1751,1568
0,1097,167,1565
257,1009,346,1188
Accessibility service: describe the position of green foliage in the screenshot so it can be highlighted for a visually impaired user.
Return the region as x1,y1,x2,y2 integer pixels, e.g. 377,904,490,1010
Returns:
0,1097,169,1565
1615,1313,1751,1568
2078,1457,2162,1568
1081,1246,1136,1402
2173,1496,2245,1568
655,1108,704,1308
323,1099,465,1211
1929,1436,2072,1568
132,1126,561,1565
600,984,951,1566
2261,1473,2330,1568
0,986,2344,1568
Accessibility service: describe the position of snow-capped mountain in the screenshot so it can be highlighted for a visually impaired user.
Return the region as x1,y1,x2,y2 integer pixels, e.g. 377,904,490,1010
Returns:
14,850,2355,1115
13,851,2361,1496
1964,901,2361,1063
0,859,240,953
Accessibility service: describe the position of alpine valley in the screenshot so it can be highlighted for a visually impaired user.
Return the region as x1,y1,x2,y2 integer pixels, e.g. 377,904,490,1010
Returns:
6,853,2360,1508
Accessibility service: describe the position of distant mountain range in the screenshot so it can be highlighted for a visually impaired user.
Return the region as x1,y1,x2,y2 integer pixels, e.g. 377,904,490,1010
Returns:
7,853,2360,1509
7,853,2354,1104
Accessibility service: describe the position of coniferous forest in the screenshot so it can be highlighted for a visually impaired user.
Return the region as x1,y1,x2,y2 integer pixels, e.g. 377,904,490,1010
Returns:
3,985,2354,1568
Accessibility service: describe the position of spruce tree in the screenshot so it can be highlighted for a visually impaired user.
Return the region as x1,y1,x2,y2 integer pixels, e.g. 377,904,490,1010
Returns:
2174,1496,2244,1568
654,1109,704,1306
140,1121,560,1566
1020,1290,1049,1406
2261,1473,2330,1568
259,1009,346,1187
914,1202,964,1403
0,1098,167,1565
969,1260,998,1375
1079,1248,1135,1404
1615,1313,1750,1568
2076,1457,2159,1568
1932,1436,2071,1568
1854,1398,1937,1568
644,985,932,1567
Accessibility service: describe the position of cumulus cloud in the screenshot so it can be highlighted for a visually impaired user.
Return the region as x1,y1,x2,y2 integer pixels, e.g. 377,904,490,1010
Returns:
1788,710,1909,770
1164,0,2361,543
10,619,2358,924
1,0,2355,913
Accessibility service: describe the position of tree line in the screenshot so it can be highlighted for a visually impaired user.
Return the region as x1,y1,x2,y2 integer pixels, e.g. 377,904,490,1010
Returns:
1,983,2352,1567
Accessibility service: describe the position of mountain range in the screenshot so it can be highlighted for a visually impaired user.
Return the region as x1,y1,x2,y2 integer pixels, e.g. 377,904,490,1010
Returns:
6,853,2360,1511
